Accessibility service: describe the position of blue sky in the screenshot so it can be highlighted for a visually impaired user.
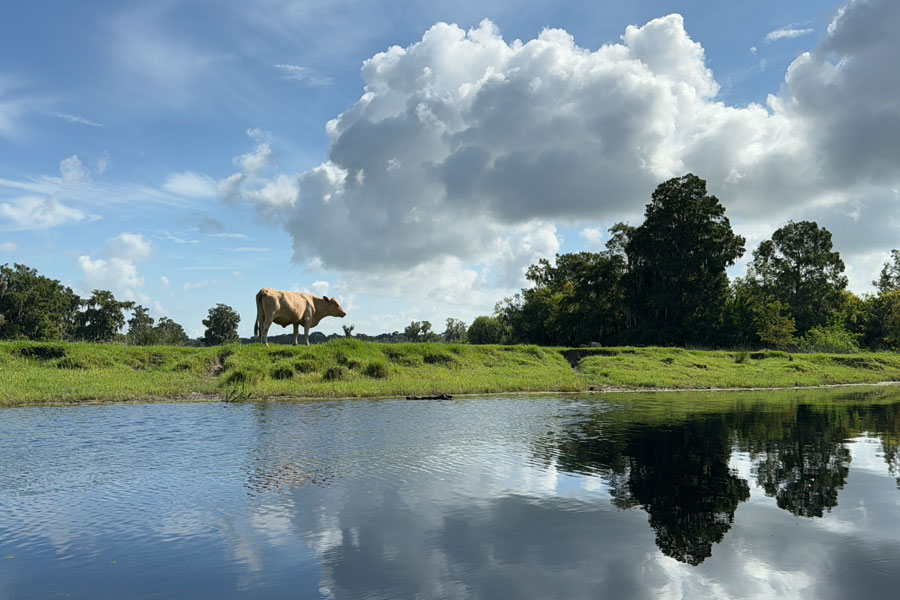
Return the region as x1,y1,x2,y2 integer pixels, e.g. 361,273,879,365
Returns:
2,0,898,339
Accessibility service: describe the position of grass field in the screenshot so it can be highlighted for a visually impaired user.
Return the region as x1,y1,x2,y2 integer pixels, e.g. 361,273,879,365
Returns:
2,339,900,407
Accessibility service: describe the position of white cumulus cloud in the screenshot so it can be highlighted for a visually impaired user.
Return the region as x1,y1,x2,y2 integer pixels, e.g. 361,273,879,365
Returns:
107,232,153,261
223,0,900,301
0,195,88,230
580,227,605,248
77,255,147,302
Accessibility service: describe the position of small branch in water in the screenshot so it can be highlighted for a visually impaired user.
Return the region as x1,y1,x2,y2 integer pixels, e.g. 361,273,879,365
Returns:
406,394,453,400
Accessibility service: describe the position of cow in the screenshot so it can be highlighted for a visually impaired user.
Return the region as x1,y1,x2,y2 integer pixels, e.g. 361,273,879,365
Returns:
254,288,347,346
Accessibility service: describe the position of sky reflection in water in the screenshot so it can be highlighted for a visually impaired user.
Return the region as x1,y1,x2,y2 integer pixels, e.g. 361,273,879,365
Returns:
3,389,900,598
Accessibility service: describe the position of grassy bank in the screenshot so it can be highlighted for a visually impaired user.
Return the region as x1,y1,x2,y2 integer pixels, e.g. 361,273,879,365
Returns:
2,340,900,406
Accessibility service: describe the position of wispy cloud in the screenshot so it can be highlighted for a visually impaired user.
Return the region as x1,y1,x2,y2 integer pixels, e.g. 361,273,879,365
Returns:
206,232,248,239
162,171,217,198
157,230,199,244
222,246,270,252
765,26,814,43
183,279,217,291
55,113,104,127
274,64,334,87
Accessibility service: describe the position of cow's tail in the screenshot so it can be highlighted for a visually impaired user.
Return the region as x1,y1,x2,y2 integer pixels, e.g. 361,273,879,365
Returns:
254,289,264,339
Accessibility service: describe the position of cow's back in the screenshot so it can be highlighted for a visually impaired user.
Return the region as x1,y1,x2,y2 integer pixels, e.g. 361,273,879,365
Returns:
262,289,312,326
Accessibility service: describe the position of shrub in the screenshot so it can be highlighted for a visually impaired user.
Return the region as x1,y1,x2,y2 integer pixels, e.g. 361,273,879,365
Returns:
270,364,294,380
423,352,455,366
798,324,861,354
294,360,318,373
363,361,388,379
225,370,251,384
16,345,66,360
323,366,348,381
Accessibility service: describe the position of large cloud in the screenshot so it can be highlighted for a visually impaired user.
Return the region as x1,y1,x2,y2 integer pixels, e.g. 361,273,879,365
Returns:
225,0,900,293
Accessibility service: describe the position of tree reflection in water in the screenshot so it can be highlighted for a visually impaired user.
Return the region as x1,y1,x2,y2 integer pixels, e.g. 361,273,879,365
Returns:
542,395,900,565
742,405,850,518
608,418,749,565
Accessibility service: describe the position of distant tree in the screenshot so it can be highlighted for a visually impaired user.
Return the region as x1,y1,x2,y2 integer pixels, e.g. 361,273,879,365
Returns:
404,321,422,342
154,317,189,346
443,318,467,343
127,305,156,346
0,263,81,340
342,324,355,338
624,174,745,346
747,220,847,335
202,303,241,346
467,316,505,344
420,320,436,342
875,249,900,295
75,290,135,342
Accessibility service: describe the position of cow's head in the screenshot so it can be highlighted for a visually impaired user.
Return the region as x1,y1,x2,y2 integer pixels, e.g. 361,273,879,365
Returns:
322,296,347,318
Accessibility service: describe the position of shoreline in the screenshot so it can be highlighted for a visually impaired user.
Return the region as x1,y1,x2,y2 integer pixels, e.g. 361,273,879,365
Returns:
8,380,900,408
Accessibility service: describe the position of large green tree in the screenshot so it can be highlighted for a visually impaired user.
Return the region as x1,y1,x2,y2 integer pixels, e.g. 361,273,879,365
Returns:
0,263,81,340
511,248,628,346
75,290,135,342
202,303,241,346
747,220,847,335
624,174,745,345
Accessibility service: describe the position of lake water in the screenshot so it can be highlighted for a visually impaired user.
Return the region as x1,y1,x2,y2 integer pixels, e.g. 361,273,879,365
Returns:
3,388,900,599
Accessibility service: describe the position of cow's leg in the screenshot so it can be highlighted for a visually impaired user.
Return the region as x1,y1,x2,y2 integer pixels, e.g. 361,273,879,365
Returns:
261,318,274,347
304,325,310,346
292,323,299,346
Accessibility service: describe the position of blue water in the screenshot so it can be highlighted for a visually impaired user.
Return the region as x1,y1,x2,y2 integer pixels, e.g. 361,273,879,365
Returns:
3,390,900,599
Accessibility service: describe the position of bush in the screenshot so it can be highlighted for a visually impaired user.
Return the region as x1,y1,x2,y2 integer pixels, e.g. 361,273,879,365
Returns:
270,364,295,380
294,360,318,373
225,370,251,384
423,352,455,366
323,366,348,381
363,361,388,379
798,324,861,354
16,345,67,360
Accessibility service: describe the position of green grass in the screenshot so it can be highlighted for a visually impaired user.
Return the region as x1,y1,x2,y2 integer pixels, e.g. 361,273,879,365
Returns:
2,340,900,407
576,346,900,389
0,339,578,406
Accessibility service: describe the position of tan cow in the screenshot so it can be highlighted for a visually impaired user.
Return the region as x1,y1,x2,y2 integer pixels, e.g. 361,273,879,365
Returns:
254,288,347,346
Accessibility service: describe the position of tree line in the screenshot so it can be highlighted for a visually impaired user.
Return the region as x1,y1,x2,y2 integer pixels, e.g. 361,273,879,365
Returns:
469,174,900,351
0,263,216,346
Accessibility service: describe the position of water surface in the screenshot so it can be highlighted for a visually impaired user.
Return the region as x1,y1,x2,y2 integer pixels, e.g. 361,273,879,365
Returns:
3,388,900,598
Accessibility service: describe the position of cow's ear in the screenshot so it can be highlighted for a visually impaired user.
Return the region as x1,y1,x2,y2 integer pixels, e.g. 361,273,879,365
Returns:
322,295,329,302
